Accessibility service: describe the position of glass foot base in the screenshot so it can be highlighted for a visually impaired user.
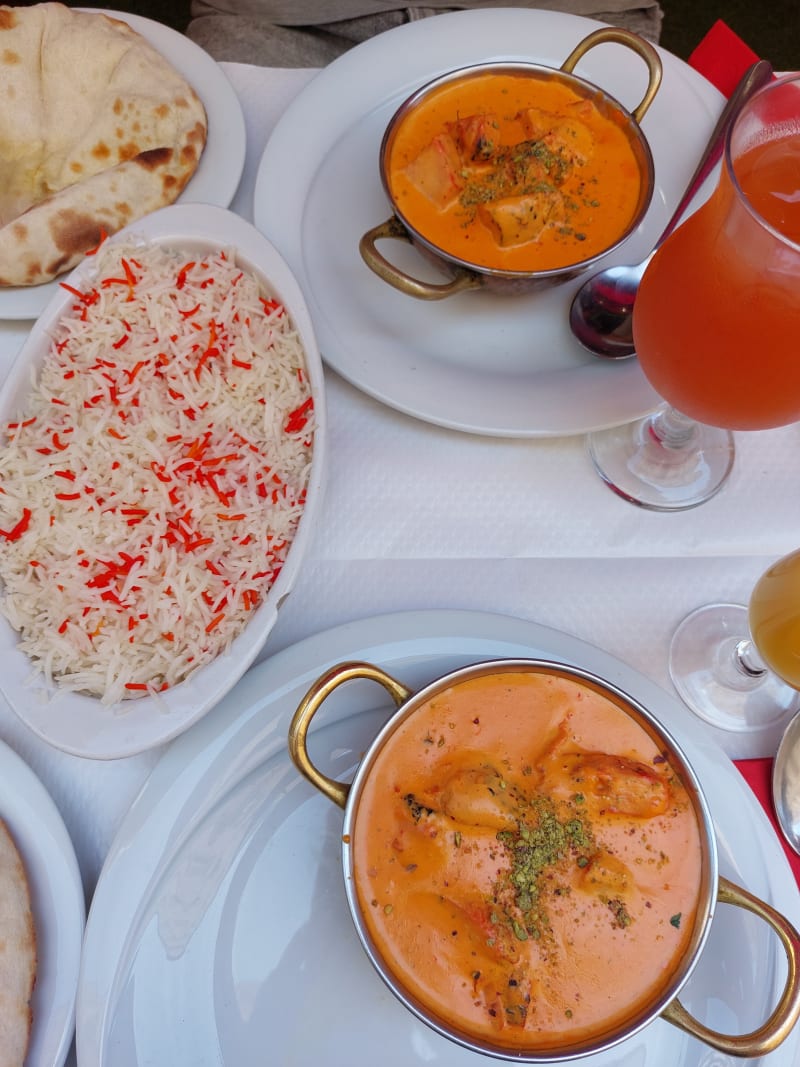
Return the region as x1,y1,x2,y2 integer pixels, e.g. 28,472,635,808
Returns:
669,604,800,732
587,406,735,511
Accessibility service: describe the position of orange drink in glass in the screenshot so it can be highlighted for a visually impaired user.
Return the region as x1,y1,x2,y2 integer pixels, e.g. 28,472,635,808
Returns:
587,72,800,511
634,86,800,430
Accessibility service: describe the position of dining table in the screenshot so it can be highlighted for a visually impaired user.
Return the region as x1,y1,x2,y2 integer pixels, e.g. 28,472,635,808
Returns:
1,17,799,1067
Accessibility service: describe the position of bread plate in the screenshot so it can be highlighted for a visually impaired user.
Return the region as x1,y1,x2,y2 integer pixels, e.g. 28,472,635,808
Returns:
0,738,84,1067
0,10,246,322
0,203,326,759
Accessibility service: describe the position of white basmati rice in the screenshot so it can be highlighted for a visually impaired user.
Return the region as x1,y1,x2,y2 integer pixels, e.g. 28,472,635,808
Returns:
0,239,315,705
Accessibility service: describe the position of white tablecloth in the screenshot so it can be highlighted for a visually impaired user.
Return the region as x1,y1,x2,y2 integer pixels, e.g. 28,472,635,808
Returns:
1,62,799,1064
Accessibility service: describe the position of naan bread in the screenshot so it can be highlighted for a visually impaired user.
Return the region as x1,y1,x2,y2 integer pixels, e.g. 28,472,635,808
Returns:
0,3,207,287
0,819,36,1067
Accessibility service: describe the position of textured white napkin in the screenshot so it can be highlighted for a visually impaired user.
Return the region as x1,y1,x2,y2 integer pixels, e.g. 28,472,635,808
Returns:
0,58,795,1067
0,61,795,901
0,62,797,985
0,63,796,916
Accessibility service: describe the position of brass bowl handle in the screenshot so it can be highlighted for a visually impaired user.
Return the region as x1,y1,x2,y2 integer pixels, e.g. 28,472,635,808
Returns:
560,27,663,125
359,216,482,300
661,875,800,1056
288,660,413,809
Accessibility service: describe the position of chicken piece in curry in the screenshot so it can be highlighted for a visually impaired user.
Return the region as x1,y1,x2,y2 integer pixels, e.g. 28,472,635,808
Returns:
386,73,643,272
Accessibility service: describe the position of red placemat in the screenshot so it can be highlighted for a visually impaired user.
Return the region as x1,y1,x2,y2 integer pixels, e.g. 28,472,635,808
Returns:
735,758,800,884
688,18,762,96
684,24,799,888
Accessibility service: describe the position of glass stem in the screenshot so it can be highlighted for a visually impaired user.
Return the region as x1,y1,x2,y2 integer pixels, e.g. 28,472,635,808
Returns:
734,638,768,679
648,406,697,450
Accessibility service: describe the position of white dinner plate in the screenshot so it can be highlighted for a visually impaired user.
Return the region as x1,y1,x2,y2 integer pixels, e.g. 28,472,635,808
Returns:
0,203,326,759
0,9,247,322
0,321,32,382
254,8,724,437
0,738,85,1067
76,609,800,1066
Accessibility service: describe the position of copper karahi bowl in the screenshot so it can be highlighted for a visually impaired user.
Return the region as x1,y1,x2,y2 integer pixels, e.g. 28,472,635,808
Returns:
290,658,800,1061
360,28,662,299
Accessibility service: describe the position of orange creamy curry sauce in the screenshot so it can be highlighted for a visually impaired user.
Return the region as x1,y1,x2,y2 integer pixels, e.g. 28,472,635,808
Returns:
386,73,643,272
352,671,702,1051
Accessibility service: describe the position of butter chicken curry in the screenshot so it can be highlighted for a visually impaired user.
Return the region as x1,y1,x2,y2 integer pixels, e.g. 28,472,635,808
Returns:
352,669,702,1052
386,72,643,273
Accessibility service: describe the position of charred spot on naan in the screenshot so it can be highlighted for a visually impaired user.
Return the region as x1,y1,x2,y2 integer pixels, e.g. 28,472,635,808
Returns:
136,147,185,197
134,146,173,170
134,141,203,198
118,140,144,162
2,48,20,64
187,120,206,147
46,208,106,275
0,8,17,30
0,224,30,284
182,121,207,166
183,121,204,155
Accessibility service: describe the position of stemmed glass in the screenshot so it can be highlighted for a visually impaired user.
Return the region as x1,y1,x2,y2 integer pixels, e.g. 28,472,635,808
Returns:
587,71,800,511
669,548,800,734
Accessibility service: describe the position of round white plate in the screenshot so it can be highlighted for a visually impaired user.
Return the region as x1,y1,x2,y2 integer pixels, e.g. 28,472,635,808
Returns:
0,320,32,381
0,203,326,760
0,738,85,1067
0,9,247,322
254,8,724,437
76,609,800,1066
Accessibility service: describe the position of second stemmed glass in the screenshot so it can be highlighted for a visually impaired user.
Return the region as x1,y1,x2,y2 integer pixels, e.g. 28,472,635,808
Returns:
587,71,800,510
669,549,800,735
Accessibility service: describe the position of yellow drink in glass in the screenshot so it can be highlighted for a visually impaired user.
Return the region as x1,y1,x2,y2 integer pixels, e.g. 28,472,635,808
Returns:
750,550,800,690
